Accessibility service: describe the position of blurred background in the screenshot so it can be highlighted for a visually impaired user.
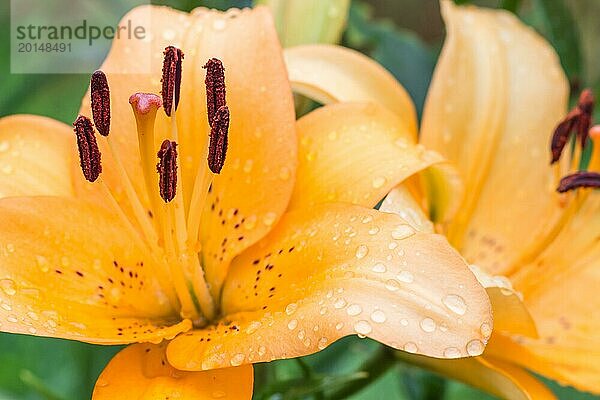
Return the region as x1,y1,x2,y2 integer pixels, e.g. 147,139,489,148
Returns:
0,0,598,399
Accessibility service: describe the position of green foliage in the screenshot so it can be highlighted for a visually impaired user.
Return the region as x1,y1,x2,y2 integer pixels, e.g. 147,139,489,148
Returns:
344,1,436,118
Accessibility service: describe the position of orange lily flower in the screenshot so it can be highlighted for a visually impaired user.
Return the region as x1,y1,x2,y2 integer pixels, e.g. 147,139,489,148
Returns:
285,1,599,398
0,4,493,398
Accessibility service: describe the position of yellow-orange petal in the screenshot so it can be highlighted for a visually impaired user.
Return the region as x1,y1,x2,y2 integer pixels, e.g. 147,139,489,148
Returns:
93,342,253,399
194,6,297,299
167,203,491,370
380,185,434,233
0,115,75,198
420,1,569,275
397,352,556,400
288,102,443,210
284,44,417,137
0,196,187,344
497,193,600,393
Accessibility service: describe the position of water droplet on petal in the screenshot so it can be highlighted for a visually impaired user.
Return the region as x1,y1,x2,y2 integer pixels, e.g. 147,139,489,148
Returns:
333,298,347,309
480,322,492,339
346,304,362,316
443,347,461,358
372,177,386,189
287,319,298,330
403,342,418,353
318,337,328,350
0,279,16,296
442,294,467,315
285,303,298,315
466,339,485,356
355,244,369,259
397,271,414,283
370,310,386,323
245,321,262,334
212,18,226,31
353,320,372,335
335,322,344,330
420,317,436,333
391,225,415,240
212,390,227,399
258,346,266,356
371,262,386,273
385,279,400,291
230,353,245,366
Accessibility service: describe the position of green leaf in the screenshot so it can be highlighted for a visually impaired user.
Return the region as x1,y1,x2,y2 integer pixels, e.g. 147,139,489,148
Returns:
344,1,436,117
0,333,120,400
528,0,582,84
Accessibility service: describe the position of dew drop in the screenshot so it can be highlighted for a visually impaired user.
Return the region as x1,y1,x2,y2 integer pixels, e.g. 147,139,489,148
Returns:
335,322,344,330
370,310,386,323
480,322,492,339
400,319,409,327
396,271,414,283
245,321,262,334
466,339,485,356
26,311,39,321
384,279,400,292
403,342,418,353
355,244,369,259
243,215,257,230
353,320,372,335
212,390,227,399
297,329,305,340
372,177,386,189
443,347,461,358
420,317,436,333
258,346,266,356
368,226,380,235
287,319,298,330
346,304,362,316
361,215,373,224
318,337,328,350
28,327,37,334
1,303,12,311
391,225,416,240
371,262,386,273
230,353,245,366
333,298,346,309
442,294,467,315
285,303,298,315
0,279,16,296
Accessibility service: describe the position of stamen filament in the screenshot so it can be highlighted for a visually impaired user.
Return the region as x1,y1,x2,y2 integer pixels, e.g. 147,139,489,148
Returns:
103,135,159,249
167,111,216,321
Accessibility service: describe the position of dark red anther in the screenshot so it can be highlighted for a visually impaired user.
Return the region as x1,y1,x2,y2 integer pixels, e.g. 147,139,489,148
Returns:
90,70,111,136
73,115,102,182
157,140,178,202
203,58,226,128
161,46,184,117
207,106,230,174
551,89,595,164
557,171,600,193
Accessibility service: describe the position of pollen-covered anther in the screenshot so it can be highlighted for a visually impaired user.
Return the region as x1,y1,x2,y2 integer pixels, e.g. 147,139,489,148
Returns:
203,58,226,127
557,171,600,193
208,105,230,174
161,46,184,117
73,115,102,182
157,140,178,202
551,88,595,164
90,70,111,136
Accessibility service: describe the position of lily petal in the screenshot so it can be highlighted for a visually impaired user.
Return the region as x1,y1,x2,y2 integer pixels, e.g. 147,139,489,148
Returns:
289,102,443,210
167,203,492,370
0,196,187,344
497,194,600,393
284,44,417,137
397,352,556,400
0,115,75,198
194,6,297,298
420,0,569,275
93,343,253,399
381,187,537,340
